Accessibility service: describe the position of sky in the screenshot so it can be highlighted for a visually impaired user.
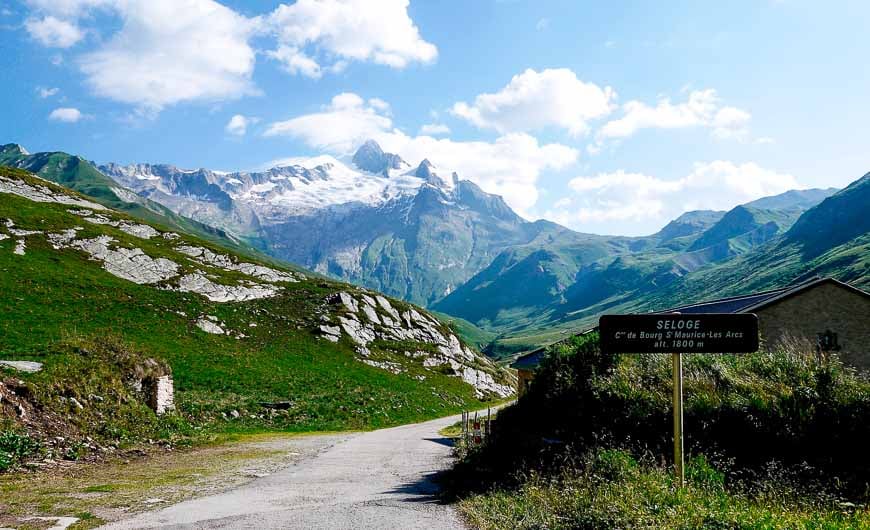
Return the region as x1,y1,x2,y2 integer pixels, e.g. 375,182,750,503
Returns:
1,0,868,236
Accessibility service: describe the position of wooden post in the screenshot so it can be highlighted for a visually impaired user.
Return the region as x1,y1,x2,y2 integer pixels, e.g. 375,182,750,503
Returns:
672,352,685,488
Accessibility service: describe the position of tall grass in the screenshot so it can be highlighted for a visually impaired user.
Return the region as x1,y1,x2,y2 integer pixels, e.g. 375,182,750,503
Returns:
448,333,870,527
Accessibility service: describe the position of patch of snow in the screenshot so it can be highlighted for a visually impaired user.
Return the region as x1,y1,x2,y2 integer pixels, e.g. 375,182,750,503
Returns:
231,158,426,217
250,182,277,193
13,240,25,255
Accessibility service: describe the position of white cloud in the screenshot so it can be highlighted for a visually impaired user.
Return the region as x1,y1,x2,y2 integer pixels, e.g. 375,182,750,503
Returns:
26,0,259,112
378,132,578,215
594,89,751,149
25,15,84,47
36,86,60,98
48,107,86,122
451,68,616,136
225,114,258,136
419,123,450,135
264,92,579,214
266,45,323,78
79,0,259,112
264,92,393,153
711,106,751,140
266,0,437,76
23,0,436,111
368,98,391,113
545,161,799,234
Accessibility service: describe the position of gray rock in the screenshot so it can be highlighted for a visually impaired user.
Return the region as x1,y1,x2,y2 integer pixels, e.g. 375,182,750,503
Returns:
47,228,81,249
0,360,43,373
118,222,160,239
196,317,225,335
375,295,400,320
0,175,105,210
338,316,375,345
337,292,359,313
177,245,297,283
70,236,180,284
361,359,404,375
176,273,278,302
361,303,381,325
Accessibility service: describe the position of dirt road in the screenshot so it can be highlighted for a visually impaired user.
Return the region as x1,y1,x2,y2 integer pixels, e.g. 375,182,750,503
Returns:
100,413,468,529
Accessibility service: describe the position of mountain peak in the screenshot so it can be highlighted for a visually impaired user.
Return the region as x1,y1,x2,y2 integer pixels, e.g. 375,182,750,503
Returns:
1,143,29,156
413,159,448,187
351,140,406,174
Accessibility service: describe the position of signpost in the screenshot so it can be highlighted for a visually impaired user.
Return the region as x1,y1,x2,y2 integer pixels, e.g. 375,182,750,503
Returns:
599,313,759,487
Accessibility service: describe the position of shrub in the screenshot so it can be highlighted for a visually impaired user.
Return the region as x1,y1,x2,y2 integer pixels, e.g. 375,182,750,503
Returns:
459,448,870,530
447,334,870,502
0,430,41,472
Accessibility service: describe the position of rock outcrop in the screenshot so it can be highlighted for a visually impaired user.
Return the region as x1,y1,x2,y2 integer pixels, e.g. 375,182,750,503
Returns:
320,291,515,398
0,173,105,210
1,201,302,302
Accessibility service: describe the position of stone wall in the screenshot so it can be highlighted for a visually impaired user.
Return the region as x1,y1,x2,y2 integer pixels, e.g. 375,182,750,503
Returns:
757,282,870,369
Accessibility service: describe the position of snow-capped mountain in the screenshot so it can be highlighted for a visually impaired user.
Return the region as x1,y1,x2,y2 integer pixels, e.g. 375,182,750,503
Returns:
100,141,456,222
97,140,543,305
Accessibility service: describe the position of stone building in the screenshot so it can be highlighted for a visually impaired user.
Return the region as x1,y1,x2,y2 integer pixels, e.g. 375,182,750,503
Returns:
511,277,870,396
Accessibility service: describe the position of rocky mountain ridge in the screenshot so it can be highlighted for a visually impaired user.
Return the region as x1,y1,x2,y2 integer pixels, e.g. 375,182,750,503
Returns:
96,142,554,306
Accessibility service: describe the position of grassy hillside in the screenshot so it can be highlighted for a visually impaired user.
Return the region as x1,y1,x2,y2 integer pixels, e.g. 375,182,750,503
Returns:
461,179,866,357
0,144,264,259
0,167,510,465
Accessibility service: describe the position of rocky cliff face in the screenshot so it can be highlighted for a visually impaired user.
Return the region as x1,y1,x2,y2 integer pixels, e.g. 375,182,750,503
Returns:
317,290,514,398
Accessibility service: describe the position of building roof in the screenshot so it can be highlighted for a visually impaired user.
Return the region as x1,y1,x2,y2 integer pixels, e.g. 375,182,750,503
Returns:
511,348,547,370
509,277,869,370
657,277,869,315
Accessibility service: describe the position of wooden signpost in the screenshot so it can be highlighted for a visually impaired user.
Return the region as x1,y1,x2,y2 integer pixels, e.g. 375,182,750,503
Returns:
599,313,759,487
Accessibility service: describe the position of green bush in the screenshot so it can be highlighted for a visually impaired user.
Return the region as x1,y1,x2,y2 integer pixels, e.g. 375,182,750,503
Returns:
0,430,41,471
447,333,870,511
460,448,870,530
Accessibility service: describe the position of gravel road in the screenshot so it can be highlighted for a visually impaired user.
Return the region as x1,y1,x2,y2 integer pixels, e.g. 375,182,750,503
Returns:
100,413,469,529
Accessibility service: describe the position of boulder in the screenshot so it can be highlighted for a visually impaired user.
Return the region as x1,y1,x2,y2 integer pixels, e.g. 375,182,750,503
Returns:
0,360,43,373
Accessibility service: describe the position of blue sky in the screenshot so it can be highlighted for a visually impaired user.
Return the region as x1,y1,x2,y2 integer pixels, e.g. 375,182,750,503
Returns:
1,0,868,235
